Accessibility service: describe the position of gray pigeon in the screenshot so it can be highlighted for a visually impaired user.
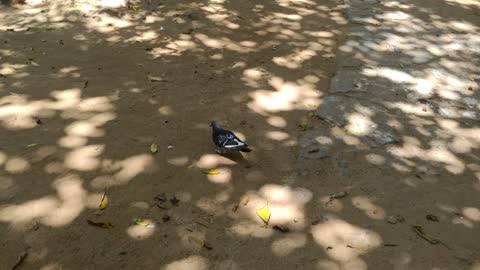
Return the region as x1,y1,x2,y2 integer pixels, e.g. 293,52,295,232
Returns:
210,121,251,153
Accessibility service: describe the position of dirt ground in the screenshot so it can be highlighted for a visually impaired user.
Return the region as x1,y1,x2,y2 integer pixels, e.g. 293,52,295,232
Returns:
0,0,479,269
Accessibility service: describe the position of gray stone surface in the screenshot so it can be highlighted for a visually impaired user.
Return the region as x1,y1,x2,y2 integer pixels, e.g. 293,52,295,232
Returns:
314,95,399,147
298,129,334,160
303,0,479,158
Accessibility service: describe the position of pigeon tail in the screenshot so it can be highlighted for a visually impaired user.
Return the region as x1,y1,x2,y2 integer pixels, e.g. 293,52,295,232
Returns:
240,146,252,152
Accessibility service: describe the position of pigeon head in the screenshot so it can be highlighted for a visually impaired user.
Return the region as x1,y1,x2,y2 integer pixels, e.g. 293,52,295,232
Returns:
210,121,222,130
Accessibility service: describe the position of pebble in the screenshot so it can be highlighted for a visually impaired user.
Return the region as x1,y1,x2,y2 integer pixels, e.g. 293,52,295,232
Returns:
387,214,405,224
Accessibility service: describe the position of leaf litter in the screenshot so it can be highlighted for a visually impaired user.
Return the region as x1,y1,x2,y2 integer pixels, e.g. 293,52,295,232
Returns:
87,220,114,229
202,169,219,175
150,143,158,153
326,191,348,204
256,204,271,226
11,249,28,270
188,236,213,250
411,225,450,249
273,225,290,233
134,218,155,228
98,192,108,210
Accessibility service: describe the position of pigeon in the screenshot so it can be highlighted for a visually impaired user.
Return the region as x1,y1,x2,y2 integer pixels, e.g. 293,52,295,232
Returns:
210,121,251,153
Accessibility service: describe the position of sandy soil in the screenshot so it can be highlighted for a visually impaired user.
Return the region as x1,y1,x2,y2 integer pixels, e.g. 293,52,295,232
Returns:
0,0,479,270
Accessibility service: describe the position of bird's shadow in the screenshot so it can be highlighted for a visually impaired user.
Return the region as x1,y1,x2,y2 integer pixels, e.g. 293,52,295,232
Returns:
217,151,248,164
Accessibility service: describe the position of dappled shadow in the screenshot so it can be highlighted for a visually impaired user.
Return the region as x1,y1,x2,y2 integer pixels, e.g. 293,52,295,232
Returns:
0,0,479,269
299,0,480,269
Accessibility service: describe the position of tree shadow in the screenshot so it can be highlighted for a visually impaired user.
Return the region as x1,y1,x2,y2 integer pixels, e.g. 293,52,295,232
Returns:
0,0,479,269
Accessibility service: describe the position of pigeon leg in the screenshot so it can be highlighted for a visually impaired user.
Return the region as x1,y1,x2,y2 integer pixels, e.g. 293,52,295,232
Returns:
215,147,226,154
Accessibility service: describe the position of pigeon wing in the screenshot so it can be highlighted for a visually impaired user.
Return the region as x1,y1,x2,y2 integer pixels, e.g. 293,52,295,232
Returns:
223,131,246,149
214,133,229,147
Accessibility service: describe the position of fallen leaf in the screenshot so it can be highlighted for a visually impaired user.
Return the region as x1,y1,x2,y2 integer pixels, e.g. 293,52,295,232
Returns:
387,214,405,224
189,236,204,246
11,250,28,270
231,204,239,212
417,98,430,104
148,75,168,82
33,117,42,125
87,220,113,229
170,196,180,206
311,219,321,225
154,193,167,202
27,143,38,148
162,214,170,222
413,225,424,234
242,196,250,206
187,162,196,169
129,4,139,12
412,225,440,245
256,204,271,225
307,112,314,118
299,121,308,131
202,169,219,175
99,192,108,210
83,80,89,89
203,242,213,250
273,225,289,233
150,143,158,153
426,214,439,222
326,191,348,204
330,191,348,199
134,218,155,228
156,203,167,210
188,236,212,250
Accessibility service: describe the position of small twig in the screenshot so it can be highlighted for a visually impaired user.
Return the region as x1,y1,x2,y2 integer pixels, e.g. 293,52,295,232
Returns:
326,191,348,204
195,221,208,228
12,250,28,270
411,225,450,249
412,225,439,245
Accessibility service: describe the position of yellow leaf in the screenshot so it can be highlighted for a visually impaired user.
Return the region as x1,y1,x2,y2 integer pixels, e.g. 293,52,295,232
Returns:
129,4,139,12
150,143,158,153
187,162,196,169
99,192,108,210
188,236,204,246
202,169,219,175
308,112,314,118
256,204,271,225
